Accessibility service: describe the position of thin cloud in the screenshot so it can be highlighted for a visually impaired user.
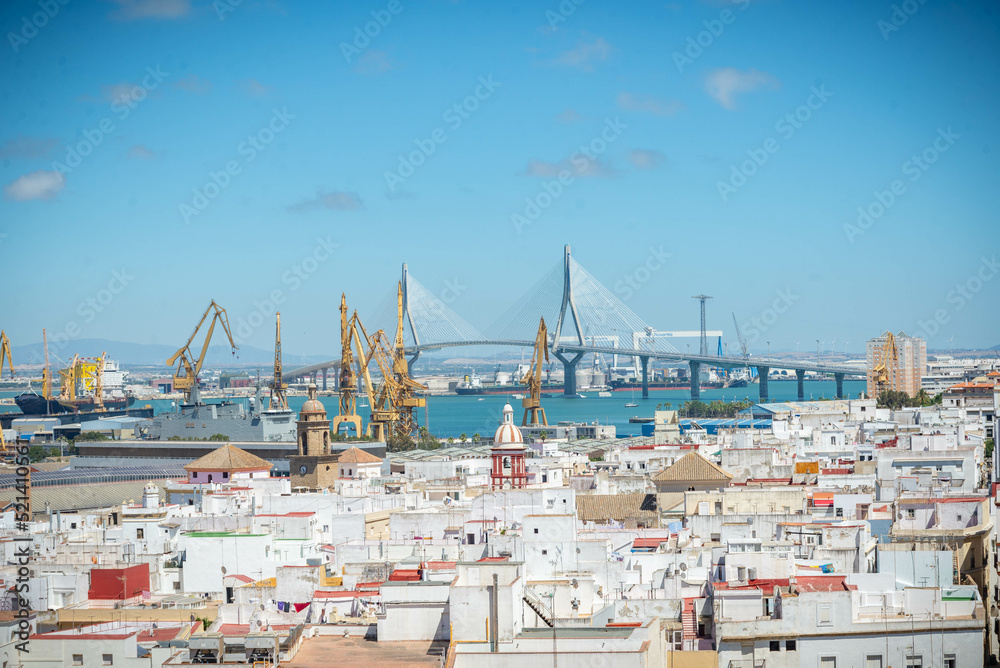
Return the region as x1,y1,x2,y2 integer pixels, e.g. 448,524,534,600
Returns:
617,92,684,117
629,149,666,170
288,190,363,212
241,79,272,97
555,108,585,123
0,136,59,160
524,155,617,179
174,75,213,95
108,0,191,20
128,145,157,160
3,170,66,201
704,67,779,110
553,37,612,71
353,50,394,75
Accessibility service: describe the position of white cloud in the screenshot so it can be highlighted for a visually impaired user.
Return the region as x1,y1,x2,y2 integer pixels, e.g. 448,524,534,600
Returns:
0,136,58,159
704,67,779,110
242,79,272,97
108,0,191,20
524,155,617,179
288,190,363,212
629,149,666,170
555,108,584,123
353,50,394,75
617,92,684,117
553,37,612,71
128,145,157,160
173,75,212,95
3,170,66,201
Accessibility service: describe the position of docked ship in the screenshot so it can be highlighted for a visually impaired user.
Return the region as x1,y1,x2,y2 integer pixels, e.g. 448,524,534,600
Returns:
15,356,135,416
725,367,752,389
148,386,295,442
455,372,485,396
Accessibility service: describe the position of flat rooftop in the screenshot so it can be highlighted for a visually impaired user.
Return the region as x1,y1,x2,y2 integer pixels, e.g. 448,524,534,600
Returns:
283,635,445,667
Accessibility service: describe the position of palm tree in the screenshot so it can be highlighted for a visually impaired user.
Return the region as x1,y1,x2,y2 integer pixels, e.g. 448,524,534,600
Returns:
472,432,481,444
460,433,467,445
539,430,548,443
447,436,454,445
914,389,931,407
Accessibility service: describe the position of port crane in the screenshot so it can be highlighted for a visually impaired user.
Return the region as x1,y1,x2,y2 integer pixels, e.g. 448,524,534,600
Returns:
332,294,364,437
58,354,106,409
362,284,427,440
870,331,898,400
521,317,549,427
0,331,13,453
270,312,288,410
167,300,237,404
731,313,753,381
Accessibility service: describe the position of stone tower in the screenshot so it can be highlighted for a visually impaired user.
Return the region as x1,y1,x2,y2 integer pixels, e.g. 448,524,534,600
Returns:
289,383,339,489
296,383,330,456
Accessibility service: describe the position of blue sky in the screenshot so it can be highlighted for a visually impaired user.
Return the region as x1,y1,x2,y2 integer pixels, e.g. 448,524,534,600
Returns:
1,0,998,359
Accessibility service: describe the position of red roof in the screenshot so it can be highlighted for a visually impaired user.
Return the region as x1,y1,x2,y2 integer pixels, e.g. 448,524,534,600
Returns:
477,556,508,563
388,569,421,582
822,468,852,475
421,561,457,570
218,624,295,635
314,590,364,599
795,576,853,593
632,537,668,549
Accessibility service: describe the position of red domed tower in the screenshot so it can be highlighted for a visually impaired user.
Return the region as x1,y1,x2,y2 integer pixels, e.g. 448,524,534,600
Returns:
491,403,527,490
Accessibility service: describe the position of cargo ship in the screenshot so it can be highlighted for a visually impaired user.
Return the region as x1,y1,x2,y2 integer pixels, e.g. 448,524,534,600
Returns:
14,356,134,416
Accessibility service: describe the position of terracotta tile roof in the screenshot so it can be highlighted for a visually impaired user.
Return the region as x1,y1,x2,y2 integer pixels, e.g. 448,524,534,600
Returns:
652,451,732,482
576,493,659,523
183,444,273,472
335,446,382,464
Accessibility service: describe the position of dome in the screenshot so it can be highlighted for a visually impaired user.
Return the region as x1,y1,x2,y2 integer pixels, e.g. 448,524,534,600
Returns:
300,383,326,415
493,402,523,446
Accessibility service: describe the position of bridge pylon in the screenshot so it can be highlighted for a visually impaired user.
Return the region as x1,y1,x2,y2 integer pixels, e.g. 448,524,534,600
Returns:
553,245,585,397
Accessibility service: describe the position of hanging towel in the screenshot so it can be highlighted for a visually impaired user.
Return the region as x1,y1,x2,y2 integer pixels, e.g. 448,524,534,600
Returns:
294,602,310,613
277,601,287,612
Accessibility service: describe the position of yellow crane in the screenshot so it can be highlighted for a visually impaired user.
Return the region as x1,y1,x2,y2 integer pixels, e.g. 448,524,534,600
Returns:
521,317,549,427
166,300,237,404
332,294,364,436
58,353,106,409
270,312,288,410
870,330,899,400
0,331,13,453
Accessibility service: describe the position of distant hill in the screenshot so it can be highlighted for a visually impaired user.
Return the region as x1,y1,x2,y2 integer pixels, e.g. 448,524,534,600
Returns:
11,339,332,368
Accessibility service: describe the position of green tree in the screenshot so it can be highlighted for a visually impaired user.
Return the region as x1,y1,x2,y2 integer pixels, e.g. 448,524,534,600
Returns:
386,433,416,453
539,430,548,443
985,438,995,460
876,389,910,410
447,436,454,446
208,433,229,441
472,432,481,444
460,433,467,445
74,431,109,442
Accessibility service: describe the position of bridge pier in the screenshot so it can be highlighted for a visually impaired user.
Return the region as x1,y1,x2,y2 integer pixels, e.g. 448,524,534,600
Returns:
322,368,328,392
796,369,805,401
835,373,845,399
407,351,421,376
555,351,584,397
757,366,769,403
640,356,650,399
689,361,701,400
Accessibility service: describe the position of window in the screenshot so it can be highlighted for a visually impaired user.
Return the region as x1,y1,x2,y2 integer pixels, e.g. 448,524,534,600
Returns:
103,654,114,666
769,640,780,652
866,656,883,668
944,654,956,668
905,655,922,668
820,658,836,668
906,509,915,519
785,640,796,651
136,528,144,539
817,604,832,625
541,549,547,555
715,502,723,514
222,471,228,478
957,514,963,521
835,508,843,518
72,656,83,666
533,528,539,534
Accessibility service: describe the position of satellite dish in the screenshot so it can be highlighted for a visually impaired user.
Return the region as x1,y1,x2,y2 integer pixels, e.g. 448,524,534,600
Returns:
256,620,263,627
221,566,228,574
746,517,754,525
443,496,453,506
679,563,687,571
260,604,266,611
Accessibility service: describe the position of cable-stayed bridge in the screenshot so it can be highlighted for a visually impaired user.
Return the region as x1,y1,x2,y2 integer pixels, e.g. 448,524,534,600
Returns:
285,246,860,401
